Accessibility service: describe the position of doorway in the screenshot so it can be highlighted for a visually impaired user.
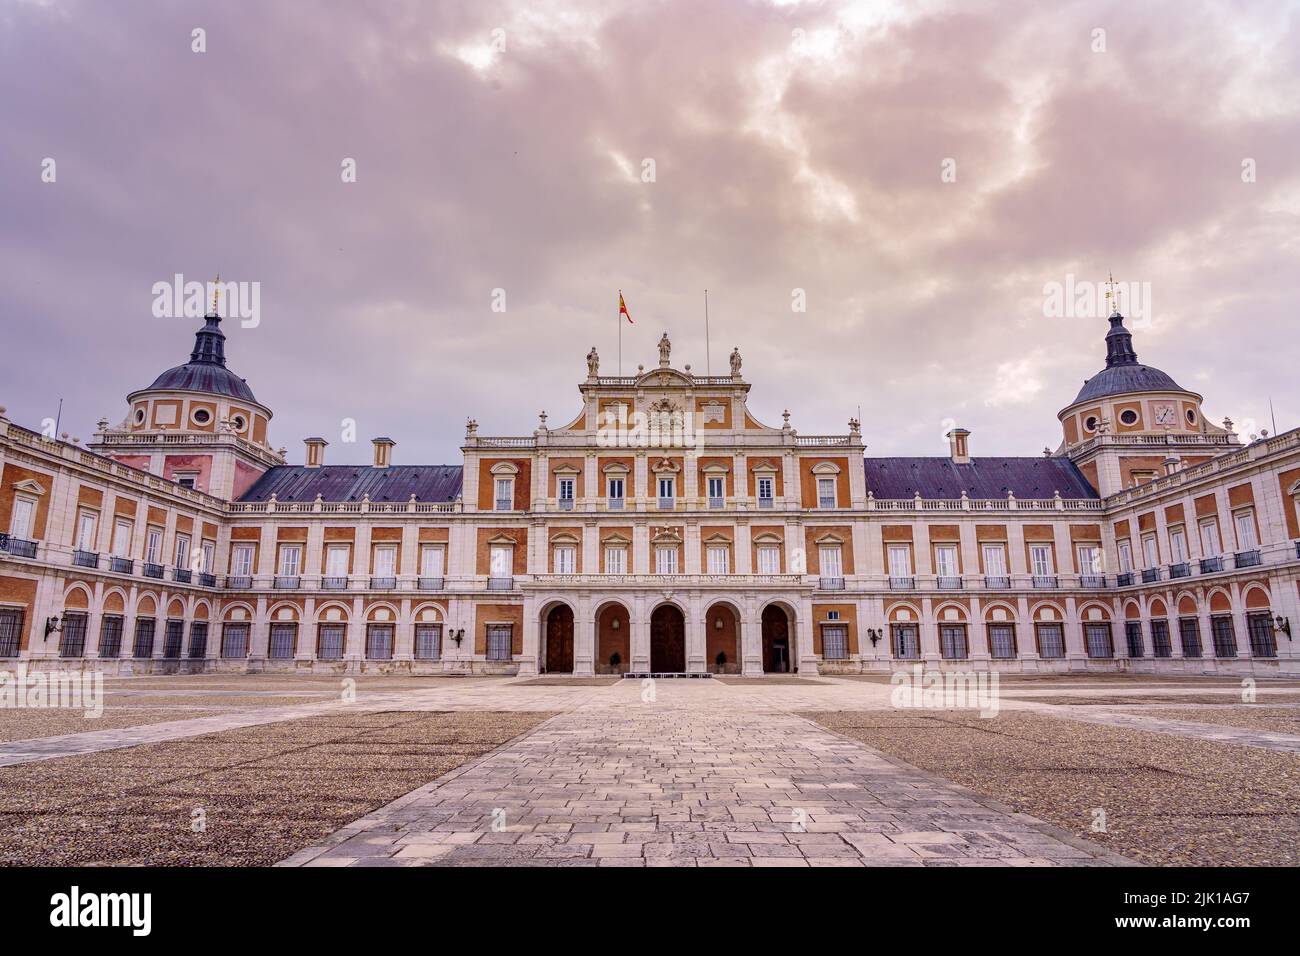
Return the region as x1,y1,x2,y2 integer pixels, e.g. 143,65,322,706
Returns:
650,605,686,672
544,604,574,673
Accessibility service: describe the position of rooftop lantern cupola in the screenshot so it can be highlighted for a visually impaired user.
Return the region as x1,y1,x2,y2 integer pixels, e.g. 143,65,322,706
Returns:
1103,310,1139,368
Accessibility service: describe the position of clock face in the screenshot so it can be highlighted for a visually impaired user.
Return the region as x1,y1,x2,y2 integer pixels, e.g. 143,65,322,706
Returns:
1153,402,1176,426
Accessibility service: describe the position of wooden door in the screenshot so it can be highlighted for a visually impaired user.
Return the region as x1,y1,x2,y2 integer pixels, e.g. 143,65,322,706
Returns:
545,606,574,673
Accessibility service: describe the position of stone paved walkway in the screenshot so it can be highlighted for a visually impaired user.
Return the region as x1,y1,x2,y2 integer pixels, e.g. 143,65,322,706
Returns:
280,681,1129,867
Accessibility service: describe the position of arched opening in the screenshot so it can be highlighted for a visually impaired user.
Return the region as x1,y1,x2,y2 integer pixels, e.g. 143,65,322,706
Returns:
761,604,793,673
650,604,685,672
596,602,630,674
705,602,739,673
543,603,575,673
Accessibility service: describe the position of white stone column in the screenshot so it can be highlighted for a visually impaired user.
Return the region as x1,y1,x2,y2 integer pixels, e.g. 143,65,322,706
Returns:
686,592,705,673
741,598,763,675
575,593,595,676
796,594,818,676
630,593,650,672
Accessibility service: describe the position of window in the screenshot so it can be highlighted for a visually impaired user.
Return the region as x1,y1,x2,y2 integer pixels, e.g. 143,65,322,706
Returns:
657,476,675,508
706,545,730,575
655,546,678,575
1035,623,1065,659
557,477,575,509
420,544,445,578
1169,528,1188,564
1077,545,1102,576
756,475,774,507
934,545,959,578
606,476,625,509
887,545,912,578
0,608,23,658
1234,511,1258,550
278,544,301,577
175,473,198,489
494,477,514,511
1125,621,1144,657
9,495,35,540
707,476,724,507
822,624,848,660
201,540,215,574
372,545,397,579
982,544,1007,577
756,545,780,575
604,546,626,574
231,543,254,577
1179,618,1202,658
269,623,297,659
1199,519,1221,556
553,545,576,574
939,625,968,659
1084,622,1113,659
98,616,123,658
175,533,191,570
486,624,513,661
415,623,442,660
892,624,920,660
59,612,87,658
1119,409,1139,426
1030,544,1053,577
489,544,512,578
1211,616,1237,658
1248,612,1277,659
988,623,1016,659
1151,619,1172,657
317,624,346,661
146,527,163,565
325,544,349,578
366,624,394,660
819,545,843,580
76,511,98,551
221,623,250,659
188,622,208,659
1117,540,1133,573
817,477,837,509
112,519,132,557
1141,535,1158,569
163,620,184,658
132,618,156,658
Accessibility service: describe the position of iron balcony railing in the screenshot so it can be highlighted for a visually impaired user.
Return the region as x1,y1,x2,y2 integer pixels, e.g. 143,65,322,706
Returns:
1116,572,1134,587
73,550,99,569
487,576,514,591
818,577,845,591
708,497,724,509
1234,549,1262,568
889,576,915,590
658,497,675,510
1199,556,1223,574
199,572,217,588
557,498,574,510
225,575,252,589
984,575,1010,589
143,562,165,579
757,497,774,509
370,576,397,590
0,534,38,558
607,497,625,511
494,499,512,511
1032,575,1058,589
274,575,300,589
321,576,349,590
936,576,963,590
1169,562,1191,579
109,556,134,575
1080,574,1107,589
1141,568,1161,584
418,576,445,591
173,568,192,584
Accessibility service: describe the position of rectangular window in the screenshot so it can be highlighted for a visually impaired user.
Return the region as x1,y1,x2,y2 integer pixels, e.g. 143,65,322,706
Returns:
934,544,959,578
557,477,575,507
112,519,132,557
891,624,920,660
887,545,912,578
221,623,250,659
372,545,397,578
1210,615,1237,659
1035,623,1065,659
1151,619,1172,657
175,533,191,571
494,478,513,511
756,475,774,506
1030,544,1053,577
982,544,1007,577
1199,519,1221,556
822,624,848,660
317,624,346,660
201,540,214,574
9,496,35,540
187,622,208,659
489,544,512,578
819,545,843,579
325,544,349,578
0,608,23,658
414,623,442,660
1179,618,1202,658
1247,612,1276,659
657,476,675,508
278,544,301,577
420,544,445,577
939,625,968,660
1077,545,1102,576
1117,540,1133,573
132,618,156,658
145,527,163,565
269,623,297,659
98,615,123,658
76,512,98,551
756,545,781,575
366,624,394,660
231,543,254,576
604,546,626,574
1084,623,1113,659
706,545,729,575
817,477,837,509
1234,511,1257,550
988,623,1016,659
1141,535,1158,568
485,624,513,661
606,477,625,508
163,620,184,658
1169,528,1188,564
59,612,88,658
1125,621,1144,658
707,476,725,507
553,545,576,574
655,547,678,575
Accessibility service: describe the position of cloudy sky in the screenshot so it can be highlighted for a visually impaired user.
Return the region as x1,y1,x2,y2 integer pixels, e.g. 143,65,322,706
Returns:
3,0,1298,466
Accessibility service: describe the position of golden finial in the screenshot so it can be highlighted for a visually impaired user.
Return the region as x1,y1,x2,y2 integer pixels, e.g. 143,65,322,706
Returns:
1104,271,1121,315
210,273,221,315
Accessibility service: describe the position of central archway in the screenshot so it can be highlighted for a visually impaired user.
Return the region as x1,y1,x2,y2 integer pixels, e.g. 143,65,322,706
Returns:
543,603,574,674
761,604,793,673
650,604,686,672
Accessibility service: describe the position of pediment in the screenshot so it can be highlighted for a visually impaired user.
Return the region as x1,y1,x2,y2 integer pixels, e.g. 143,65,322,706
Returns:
635,368,694,389
12,478,47,496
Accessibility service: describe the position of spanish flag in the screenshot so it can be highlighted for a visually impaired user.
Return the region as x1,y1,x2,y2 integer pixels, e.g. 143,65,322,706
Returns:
619,292,633,324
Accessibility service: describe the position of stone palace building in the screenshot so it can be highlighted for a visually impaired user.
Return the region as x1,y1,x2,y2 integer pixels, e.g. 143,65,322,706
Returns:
1,306,1297,676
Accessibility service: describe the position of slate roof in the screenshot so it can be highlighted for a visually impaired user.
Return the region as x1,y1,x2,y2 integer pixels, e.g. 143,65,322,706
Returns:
1072,363,1184,404
148,363,258,403
863,457,1099,500
238,465,463,503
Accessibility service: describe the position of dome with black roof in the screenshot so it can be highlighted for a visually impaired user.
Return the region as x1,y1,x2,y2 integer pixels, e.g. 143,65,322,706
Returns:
1071,311,1185,405
143,312,258,403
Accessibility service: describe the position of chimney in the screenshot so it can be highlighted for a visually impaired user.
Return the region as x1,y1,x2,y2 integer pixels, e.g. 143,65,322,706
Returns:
303,437,328,468
946,427,971,465
372,437,395,469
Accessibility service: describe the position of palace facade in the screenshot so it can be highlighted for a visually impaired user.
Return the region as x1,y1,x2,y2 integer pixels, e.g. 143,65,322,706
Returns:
1,307,1297,676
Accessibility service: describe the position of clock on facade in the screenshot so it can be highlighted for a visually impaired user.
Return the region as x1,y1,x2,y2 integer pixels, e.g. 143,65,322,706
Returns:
1153,402,1177,426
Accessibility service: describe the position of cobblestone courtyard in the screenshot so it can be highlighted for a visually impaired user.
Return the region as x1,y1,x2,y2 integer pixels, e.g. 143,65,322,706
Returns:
1,674,1297,866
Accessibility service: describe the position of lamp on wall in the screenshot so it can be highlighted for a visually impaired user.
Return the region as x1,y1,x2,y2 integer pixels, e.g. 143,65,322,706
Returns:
1275,616,1292,640
611,617,620,631
714,618,723,630
867,627,881,647
44,615,62,638
450,628,465,647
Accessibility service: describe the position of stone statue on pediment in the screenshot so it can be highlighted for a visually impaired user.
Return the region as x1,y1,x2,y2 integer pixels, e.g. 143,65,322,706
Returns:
586,346,599,376
729,347,742,376
658,332,671,367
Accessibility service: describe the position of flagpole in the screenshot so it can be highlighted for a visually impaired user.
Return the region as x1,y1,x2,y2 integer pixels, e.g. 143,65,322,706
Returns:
618,289,622,375
704,289,711,376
